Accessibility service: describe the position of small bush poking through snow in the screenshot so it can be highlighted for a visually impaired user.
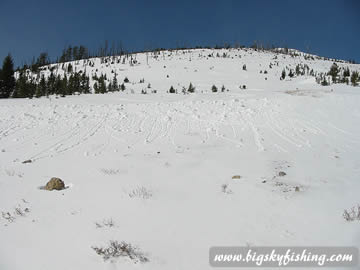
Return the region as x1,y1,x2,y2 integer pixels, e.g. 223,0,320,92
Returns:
221,184,233,194
100,168,120,175
188,82,195,93
211,85,218,92
92,240,149,263
128,186,152,199
169,86,176,93
95,218,115,228
343,205,360,222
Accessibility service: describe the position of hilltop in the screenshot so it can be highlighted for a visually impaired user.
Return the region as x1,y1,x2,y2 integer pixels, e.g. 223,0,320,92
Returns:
11,47,360,98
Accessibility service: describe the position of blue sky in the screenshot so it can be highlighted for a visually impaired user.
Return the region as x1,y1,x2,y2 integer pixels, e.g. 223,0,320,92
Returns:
1,0,359,66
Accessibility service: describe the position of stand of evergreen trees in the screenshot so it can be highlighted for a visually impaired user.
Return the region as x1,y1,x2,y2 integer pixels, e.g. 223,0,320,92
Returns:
12,70,90,98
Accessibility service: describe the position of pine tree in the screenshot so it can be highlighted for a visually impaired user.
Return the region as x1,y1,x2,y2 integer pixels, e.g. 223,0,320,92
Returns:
328,63,339,83
321,76,329,86
0,54,16,98
188,82,195,93
107,81,113,92
111,73,119,91
0,68,2,96
54,75,62,95
60,74,68,97
47,72,56,95
94,82,99,94
35,75,47,98
211,85,218,92
288,69,294,78
169,86,176,93
281,69,286,80
351,71,359,86
67,63,73,73
13,71,29,98
80,73,90,93
99,75,107,93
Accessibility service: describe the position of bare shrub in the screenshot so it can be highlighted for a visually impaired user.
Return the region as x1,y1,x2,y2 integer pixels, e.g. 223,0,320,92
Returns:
100,168,120,175
14,207,25,216
92,240,149,263
128,187,152,199
1,212,15,223
95,218,115,228
343,205,360,222
221,184,233,194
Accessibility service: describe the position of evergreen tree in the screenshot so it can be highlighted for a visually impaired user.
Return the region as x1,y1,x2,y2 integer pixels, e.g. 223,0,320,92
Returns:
54,75,62,95
169,86,176,93
188,82,195,93
328,63,339,83
13,71,29,98
80,73,90,93
112,73,119,91
107,81,113,92
94,82,99,94
0,68,2,96
211,84,218,92
25,77,36,98
94,74,107,94
281,69,286,80
47,72,56,95
351,71,359,86
288,69,294,78
0,54,16,98
321,77,329,86
35,75,47,98
343,67,350,77
60,74,68,96
98,75,107,93
67,63,73,73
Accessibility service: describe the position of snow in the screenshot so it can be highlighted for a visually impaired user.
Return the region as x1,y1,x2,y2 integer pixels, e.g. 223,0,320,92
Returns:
1,48,360,270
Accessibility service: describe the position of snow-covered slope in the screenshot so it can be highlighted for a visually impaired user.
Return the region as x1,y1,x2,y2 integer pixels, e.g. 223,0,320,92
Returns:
1,48,360,270
28,48,360,94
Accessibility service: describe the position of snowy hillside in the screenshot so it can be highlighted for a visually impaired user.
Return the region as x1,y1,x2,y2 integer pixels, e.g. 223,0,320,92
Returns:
1,48,360,270
21,47,360,95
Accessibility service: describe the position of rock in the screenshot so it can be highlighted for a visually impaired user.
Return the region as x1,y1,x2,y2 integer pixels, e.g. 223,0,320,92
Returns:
45,177,65,191
232,175,241,179
278,171,286,177
22,159,32,164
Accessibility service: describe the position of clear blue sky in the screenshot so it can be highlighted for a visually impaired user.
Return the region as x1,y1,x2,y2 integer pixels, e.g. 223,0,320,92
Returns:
1,0,359,66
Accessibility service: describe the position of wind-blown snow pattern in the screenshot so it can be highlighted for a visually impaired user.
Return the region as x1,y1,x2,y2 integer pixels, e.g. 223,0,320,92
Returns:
1,48,360,270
